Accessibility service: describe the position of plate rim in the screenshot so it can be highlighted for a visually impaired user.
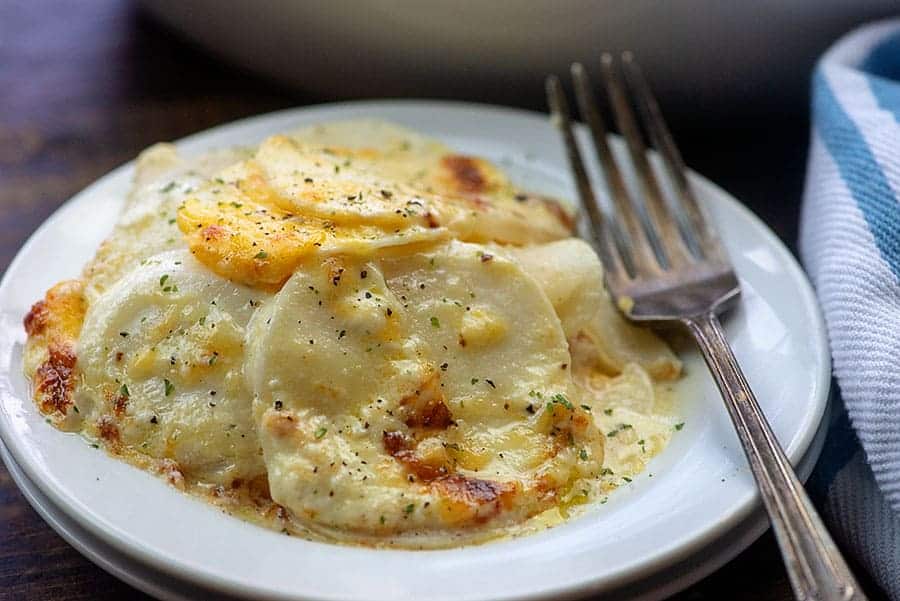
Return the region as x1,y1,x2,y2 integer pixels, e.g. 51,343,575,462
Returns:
0,99,831,601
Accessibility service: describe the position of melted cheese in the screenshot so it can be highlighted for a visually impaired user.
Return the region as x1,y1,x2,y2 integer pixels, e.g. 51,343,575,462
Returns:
22,119,683,548
83,144,251,303
76,250,267,485
245,241,603,540
176,122,576,288
288,119,575,236
23,280,86,429
175,157,448,289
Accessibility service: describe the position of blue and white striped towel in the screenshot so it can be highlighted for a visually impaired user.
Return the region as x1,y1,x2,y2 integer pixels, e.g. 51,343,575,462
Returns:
801,19,900,599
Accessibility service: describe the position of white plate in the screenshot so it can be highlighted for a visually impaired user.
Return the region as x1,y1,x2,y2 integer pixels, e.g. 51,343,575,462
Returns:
0,442,228,601
0,396,834,601
0,101,830,601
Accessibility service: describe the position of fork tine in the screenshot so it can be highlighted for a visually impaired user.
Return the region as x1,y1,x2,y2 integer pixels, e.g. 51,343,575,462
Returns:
600,53,691,270
571,62,658,277
620,52,721,260
545,75,627,284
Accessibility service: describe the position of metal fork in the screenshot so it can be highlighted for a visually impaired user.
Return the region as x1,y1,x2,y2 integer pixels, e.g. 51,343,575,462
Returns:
547,53,865,601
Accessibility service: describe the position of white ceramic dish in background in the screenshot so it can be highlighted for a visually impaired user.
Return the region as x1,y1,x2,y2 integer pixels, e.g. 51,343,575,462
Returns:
0,101,829,601
140,1,895,115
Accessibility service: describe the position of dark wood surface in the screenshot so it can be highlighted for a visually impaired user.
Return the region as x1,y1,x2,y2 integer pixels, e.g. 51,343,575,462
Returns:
0,2,888,600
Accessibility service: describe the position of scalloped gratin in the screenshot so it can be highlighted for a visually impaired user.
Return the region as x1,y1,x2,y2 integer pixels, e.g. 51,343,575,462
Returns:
23,120,682,548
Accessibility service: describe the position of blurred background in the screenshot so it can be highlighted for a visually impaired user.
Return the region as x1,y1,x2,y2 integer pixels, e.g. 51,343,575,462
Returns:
142,0,894,120
1,1,896,599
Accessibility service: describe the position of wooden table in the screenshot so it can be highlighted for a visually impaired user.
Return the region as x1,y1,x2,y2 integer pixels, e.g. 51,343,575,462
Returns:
0,2,887,600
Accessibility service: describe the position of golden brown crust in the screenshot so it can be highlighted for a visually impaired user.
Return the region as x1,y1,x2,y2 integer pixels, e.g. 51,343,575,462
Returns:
23,300,48,337
440,155,489,195
24,280,87,418
535,196,577,234
434,474,513,504
398,373,454,430
382,429,518,525
96,415,120,445
432,475,517,524
34,344,77,415
382,430,451,481
24,280,86,340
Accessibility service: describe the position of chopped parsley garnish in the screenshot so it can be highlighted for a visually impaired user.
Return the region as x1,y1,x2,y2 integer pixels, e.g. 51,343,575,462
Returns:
208,353,218,366
161,181,176,193
159,274,169,287
119,331,129,338
254,250,268,259
404,503,415,514
430,316,440,328
118,384,130,398
164,379,175,396
579,449,589,461
549,393,573,410
603,408,613,416
314,427,327,439
580,404,592,411
600,467,614,476
674,422,685,431
607,423,632,437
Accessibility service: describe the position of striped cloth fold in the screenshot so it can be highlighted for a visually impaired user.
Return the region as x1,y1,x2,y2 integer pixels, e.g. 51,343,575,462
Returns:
801,19,900,599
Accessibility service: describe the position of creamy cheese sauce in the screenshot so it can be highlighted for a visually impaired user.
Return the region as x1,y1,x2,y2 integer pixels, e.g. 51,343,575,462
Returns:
23,120,683,549
197,376,679,549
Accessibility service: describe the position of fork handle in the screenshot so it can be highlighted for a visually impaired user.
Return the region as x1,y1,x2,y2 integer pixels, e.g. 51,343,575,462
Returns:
683,312,865,601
